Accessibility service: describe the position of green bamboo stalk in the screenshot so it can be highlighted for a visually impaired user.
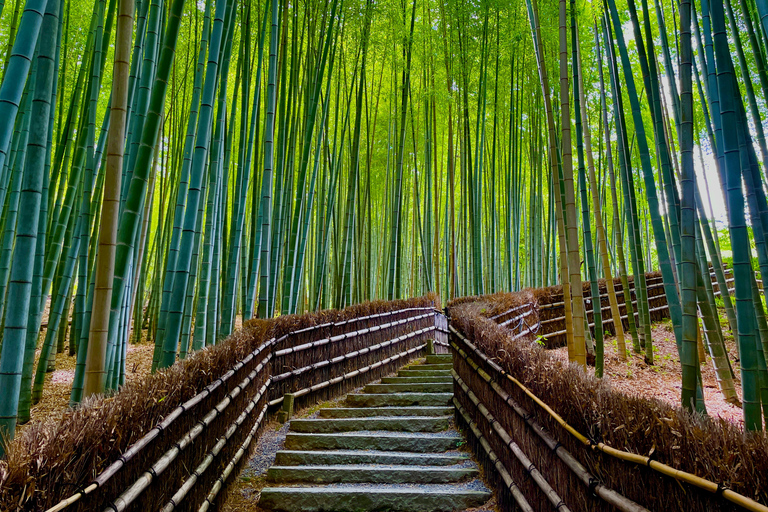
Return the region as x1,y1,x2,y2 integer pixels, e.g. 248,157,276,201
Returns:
0,0,59,450
97,0,191,375
588,21,627,360
559,0,587,366
0,0,50,176
255,0,279,319
386,0,416,301
710,0,763,429
679,0,701,412
572,9,603,374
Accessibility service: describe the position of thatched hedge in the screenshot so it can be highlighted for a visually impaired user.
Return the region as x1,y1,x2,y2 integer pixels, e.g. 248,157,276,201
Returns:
0,294,439,512
448,295,768,512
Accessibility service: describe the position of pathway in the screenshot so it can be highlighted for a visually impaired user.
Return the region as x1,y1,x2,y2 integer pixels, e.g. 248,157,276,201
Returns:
256,354,492,511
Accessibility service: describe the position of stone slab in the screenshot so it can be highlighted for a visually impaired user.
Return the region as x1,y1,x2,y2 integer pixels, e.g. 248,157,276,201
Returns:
258,486,492,512
284,432,462,452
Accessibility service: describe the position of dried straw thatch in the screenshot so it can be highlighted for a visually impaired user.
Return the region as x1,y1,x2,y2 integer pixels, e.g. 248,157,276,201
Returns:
243,293,440,338
449,296,768,512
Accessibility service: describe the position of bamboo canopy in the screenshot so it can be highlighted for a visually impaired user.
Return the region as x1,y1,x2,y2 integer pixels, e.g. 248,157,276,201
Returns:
1,0,768,454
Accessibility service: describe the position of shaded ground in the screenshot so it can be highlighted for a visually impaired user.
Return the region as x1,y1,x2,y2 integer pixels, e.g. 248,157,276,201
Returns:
551,315,743,426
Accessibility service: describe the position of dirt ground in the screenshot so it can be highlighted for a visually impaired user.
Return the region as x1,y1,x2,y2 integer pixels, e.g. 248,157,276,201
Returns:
551,314,744,426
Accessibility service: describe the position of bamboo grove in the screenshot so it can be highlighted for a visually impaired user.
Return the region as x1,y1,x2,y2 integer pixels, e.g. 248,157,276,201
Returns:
0,0,767,451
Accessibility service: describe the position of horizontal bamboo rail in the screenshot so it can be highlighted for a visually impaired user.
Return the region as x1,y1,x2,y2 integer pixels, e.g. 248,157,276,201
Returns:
272,326,435,384
273,313,434,357
269,309,440,405
542,304,671,339
453,370,571,512
105,359,273,511
329,307,436,330
276,343,427,404
197,401,270,512
162,392,270,511
45,338,274,512
499,306,536,328
490,302,534,322
537,280,666,311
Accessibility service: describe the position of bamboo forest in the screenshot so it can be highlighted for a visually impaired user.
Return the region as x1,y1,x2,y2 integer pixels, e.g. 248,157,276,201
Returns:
3,0,768,508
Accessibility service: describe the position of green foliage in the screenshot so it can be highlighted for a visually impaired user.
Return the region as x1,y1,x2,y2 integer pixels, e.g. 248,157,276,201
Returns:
1,0,768,433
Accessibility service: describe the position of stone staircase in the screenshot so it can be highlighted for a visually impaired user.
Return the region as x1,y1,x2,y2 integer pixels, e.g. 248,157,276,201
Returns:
258,354,492,512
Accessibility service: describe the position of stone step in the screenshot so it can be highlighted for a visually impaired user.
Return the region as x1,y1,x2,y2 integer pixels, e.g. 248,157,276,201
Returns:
258,486,492,512
345,392,453,407
426,354,452,364
381,376,453,384
273,450,469,467
402,363,452,371
289,416,451,433
364,382,453,394
267,465,478,484
318,406,453,418
397,369,452,378
284,432,462,452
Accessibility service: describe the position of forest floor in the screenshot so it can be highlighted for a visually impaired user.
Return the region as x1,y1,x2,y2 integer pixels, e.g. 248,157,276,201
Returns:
550,313,744,425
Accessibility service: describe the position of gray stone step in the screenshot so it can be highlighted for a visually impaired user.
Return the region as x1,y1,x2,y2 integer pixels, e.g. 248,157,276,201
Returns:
403,363,452,371
397,369,452,378
381,376,452,384
258,486,492,512
273,450,470,467
345,392,453,407
267,465,478,484
364,382,453,394
284,432,462,452
289,416,451,433
426,354,452,364
318,406,453,418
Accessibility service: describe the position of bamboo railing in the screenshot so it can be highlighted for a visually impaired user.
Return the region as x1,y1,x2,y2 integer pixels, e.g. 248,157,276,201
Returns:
450,326,648,512
40,306,444,512
447,280,768,512
536,275,669,347
535,265,744,346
